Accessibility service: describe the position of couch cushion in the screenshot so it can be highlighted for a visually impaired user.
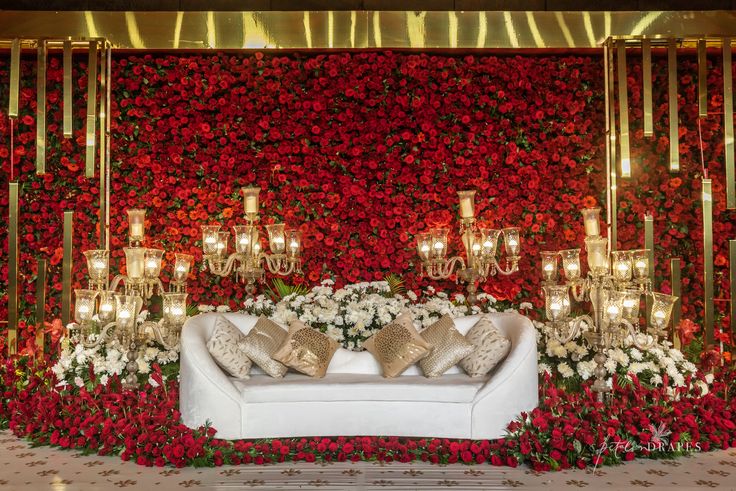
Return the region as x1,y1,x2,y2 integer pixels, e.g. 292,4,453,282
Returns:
206,315,252,379
363,312,431,378
233,373,488,403
273,321,340,378
419,315,475,378
239,316,289,378
460,315,511,378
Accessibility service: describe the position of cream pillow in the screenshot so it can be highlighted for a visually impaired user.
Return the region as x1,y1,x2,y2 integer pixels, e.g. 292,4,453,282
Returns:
419,315,475,378
273,320,340,378
206,315,251,379
239,316,288,378
460,315,511,378
363,312,431,378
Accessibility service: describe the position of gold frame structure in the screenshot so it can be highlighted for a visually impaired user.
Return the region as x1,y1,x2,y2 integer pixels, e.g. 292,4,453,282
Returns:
4,11,736,356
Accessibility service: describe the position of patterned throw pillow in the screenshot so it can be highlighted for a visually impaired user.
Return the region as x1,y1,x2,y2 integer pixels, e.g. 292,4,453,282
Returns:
206,315,251,379
418,315,475,378
272,320,340,378
459,315,511,378
239,316,289,378
363,312,432,378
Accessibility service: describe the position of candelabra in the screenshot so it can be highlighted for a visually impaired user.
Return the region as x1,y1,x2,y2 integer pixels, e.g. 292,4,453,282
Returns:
201,186,304,296
541,207,678,401
416,190,521,307
70,209,192,389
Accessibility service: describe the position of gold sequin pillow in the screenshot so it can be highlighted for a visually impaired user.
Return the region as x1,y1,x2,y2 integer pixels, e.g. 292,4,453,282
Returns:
273,320,340,378
418,315,475,378
459,315,511,378
239,316,289,378
206,315,252,379
363,313,432,378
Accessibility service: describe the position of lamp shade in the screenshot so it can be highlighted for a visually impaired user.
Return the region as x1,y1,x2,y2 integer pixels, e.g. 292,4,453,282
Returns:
457,190,476,219
540,251,559,282
611,250,633,283
124,247,146,281
163,292,188,327
74,289,98,324
502,228,521,257
242,186,260,219
543,285,569,323
201,225,221,255
126,209,146,243
173,253,193,283
83,249,109,285
429,228,449,260
266,223,286,254
559,249,581,281
286,229,302,258
144,248,164,279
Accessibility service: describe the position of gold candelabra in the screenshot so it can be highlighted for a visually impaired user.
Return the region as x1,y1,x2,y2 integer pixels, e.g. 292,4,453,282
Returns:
541,207,678,400
416,190,521,307
70,209,192,388
201,186,303,296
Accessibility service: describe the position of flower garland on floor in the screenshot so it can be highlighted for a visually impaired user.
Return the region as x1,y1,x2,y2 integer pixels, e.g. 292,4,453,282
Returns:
1,355,734,470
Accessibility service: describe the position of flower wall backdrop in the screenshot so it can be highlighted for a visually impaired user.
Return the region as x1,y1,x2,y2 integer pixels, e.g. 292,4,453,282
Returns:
0,51,734,349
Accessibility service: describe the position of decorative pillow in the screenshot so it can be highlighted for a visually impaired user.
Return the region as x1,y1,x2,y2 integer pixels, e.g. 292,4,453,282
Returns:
206,315,252,379
460,315,511,378
239,316,289,378
363,312,432,378
418,315,475,378
272,320,340,378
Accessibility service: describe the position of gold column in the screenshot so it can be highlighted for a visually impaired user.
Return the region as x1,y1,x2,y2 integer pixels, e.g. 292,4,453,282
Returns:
63,40,73,138
668,39,679,173
607,39,618,250
99,42,107,249
617,39,631,178
61,211,74,327
698,39,707,118
85,41,98,178
642,38,653,137
670,257,681,350
730,239,736,339
645,214,654,318
8,38,20,118
36,40,47,175
104,44,112,251
7,183,19,356
702,179,714,347
724,38,735,210
35,258,47,353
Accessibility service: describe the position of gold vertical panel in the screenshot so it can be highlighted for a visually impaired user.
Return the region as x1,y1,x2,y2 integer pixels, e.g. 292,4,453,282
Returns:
642,39,653,137
35,258,47,353
616,39,631,178
644,214,654,319
99,43,107,249
36,40,47,175
670,257,681,350
724,38,735,210
730,240,736,338
698,39,708,118
7,183,19,356
85,41,98,178
63,40,73,138
608,40,618,250
668,39,679,173
8,38,21,118
104,44,112,251
61,211,74,327
702,179,714,347
604,40,612,247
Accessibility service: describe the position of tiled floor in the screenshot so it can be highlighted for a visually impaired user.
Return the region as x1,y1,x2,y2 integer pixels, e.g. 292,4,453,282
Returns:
1,430,735,490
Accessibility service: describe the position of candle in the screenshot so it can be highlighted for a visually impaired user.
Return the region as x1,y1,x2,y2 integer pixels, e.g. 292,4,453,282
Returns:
93,259,106,270
130,223,144,238
290,240,299,250
253,243,261,253
607,305,620,319
100,302,113,312
146,259,158,269
205,236,217,244
567,263,579,273
459,197,474,219
176,265,186,273
245,196,258,214
623,298,636,309
239,236,249,245
483,240,493,249
544,263,554,272
434,241,444,250
274,236,285,244
584,216,599,237
118,310,130,319
472,243,481,252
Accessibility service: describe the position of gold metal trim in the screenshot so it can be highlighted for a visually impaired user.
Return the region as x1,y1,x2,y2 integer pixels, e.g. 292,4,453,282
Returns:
63,40,73,138
724,38,735,210
36,40,46,175
668,39,679,173
2,11,736,50
85,41,98,178
730,240,736,340
8,38,20,118
62,211,74,327
670,257,681,349
642,39,653,138
644,214,654,319
607,40,618,250
7,183,19,356
698,39,707,119
702,179,714,347
616,39,631,179
35,258,47,353
99,43,107,249
103,44,112,251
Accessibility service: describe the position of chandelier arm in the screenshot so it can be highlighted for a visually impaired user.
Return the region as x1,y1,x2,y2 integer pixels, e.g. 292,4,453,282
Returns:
109,274,125,293
77,321,118,349
569,279,588,302
622,318,657,350
263,253,294,276
443,256,466,276
492,257,519,276
142,320,179,351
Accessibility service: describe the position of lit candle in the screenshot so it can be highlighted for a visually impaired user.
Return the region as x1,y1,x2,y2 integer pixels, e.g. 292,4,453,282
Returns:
274,236,285,245
205,236,217,244
118,310,130,319
253,243,261,253
635,260,647,276
78,305,90,314
483,240,493,249
290,240,299,251
653,310,666,325
584,218,598,237
434,241,444,251
176,265,186,273
100,302,113,313
239,236,249,246
607,305,620,319
146,259,158,270
472,243,481,252
623,298,636,309
544,263,554,272
130,223,144,238
567,263,579,273
245,196,258,214
93,259,106,270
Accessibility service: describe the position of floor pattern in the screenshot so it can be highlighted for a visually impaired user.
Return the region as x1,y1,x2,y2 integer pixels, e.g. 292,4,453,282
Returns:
1,431,735,490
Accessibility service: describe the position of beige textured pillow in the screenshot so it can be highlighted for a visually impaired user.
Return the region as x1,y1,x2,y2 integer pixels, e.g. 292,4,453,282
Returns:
206,315,252,379
273,320,340,378
363,312,431,378
419,315,475,378
239,316,289,378
460,315,511,378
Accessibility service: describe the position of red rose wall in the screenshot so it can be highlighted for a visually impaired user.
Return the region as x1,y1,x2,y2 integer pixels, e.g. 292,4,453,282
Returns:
0,51,734,349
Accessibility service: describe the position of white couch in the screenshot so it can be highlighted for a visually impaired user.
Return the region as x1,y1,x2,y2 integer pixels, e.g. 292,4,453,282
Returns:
180,312,538,440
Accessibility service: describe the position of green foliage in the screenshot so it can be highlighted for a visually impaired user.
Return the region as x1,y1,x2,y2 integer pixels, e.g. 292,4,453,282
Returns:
384,273,406,297
266,278,309,302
